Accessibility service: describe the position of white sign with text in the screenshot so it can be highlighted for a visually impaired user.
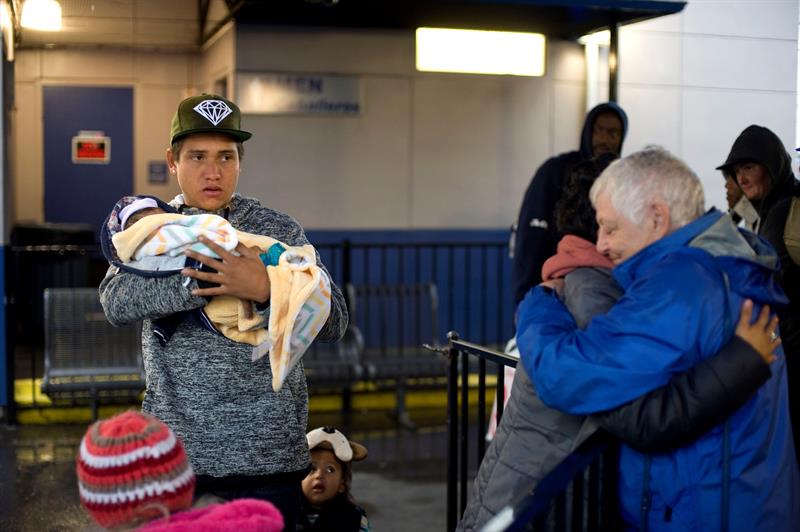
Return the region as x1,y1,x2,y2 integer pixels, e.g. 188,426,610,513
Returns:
237,73,362,115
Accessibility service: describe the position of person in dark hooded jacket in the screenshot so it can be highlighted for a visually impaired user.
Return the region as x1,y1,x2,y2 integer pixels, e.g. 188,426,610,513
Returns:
511,102,628,307
717,124,800,459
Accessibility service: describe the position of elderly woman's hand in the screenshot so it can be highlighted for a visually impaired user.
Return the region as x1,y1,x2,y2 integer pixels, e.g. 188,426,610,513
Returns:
736,299,780,365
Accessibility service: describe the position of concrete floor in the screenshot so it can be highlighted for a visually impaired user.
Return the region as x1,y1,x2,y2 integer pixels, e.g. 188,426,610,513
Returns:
0,408,451,531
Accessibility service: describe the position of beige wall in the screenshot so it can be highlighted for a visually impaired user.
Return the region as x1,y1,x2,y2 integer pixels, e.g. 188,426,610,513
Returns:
5,25,617,231
234,26,585,229
198,22,236,96
12,48,197,223
10,3,799,230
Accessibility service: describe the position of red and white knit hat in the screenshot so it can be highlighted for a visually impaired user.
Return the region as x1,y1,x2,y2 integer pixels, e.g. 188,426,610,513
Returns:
76,410,196,529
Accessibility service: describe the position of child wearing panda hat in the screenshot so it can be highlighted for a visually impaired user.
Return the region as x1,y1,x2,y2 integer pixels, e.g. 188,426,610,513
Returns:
298,426,370,532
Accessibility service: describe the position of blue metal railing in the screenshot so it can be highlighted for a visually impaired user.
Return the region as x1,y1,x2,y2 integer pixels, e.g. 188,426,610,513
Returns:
5,238,513,421
443,333,620,532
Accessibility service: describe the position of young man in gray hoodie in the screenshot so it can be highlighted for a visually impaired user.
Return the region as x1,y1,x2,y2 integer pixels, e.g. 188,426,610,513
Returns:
100,94,348,529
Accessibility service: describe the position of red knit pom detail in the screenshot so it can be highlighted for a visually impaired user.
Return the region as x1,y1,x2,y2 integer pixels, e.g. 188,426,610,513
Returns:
76,411,195,529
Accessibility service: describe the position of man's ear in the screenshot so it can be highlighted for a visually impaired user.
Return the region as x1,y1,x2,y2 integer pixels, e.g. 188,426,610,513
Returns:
166,148,177,174
650,201,671,238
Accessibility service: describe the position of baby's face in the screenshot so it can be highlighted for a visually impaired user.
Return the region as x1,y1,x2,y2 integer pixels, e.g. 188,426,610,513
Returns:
125,207,166,228
302,449,344,507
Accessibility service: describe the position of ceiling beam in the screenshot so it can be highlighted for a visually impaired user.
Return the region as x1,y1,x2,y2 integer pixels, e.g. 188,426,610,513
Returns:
198,0,211,46
201,0,247,46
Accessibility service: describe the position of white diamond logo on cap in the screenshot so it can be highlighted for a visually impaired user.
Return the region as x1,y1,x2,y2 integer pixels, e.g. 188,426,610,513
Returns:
193,99,233,126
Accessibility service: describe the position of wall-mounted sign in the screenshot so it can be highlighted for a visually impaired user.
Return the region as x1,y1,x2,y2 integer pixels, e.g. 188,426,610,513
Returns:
72,130,111,164
237,73,361,115
148,161,168,184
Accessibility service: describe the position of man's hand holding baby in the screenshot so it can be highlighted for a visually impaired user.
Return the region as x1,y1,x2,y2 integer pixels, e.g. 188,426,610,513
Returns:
182,235,271,303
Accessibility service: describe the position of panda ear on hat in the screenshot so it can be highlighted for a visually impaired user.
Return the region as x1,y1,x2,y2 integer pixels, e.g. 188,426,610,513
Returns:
306,426,367,462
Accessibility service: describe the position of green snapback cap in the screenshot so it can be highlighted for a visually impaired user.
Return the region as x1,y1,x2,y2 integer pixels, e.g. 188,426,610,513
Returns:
170,93,252,144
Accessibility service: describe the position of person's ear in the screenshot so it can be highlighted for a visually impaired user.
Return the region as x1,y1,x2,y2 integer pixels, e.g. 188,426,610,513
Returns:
650,201,671,238
338,481,346,494
166,148,177,175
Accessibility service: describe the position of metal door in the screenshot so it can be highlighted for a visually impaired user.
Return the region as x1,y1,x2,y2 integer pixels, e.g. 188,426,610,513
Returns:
43,86,133,238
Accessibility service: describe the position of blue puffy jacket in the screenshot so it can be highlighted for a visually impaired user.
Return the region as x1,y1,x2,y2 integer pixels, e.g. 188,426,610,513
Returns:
517,211,800,531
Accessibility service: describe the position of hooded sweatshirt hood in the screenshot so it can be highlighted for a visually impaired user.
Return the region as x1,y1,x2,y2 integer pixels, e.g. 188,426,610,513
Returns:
541,234,614,280
579,102,629,159
716,125,799,215
101,195,181,276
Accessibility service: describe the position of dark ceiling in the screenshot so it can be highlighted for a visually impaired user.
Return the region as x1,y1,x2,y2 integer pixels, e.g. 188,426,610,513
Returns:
228,0,686,40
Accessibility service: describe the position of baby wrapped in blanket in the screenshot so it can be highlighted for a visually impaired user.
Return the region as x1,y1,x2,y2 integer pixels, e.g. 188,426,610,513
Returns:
107,197,331,391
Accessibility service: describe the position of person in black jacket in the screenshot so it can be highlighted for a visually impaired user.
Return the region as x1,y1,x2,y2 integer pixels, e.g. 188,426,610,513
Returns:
717,125,800,460
511,102,628,308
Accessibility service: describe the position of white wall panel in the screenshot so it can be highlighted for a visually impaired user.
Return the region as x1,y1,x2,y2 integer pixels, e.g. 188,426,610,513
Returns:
411,76,506,227
619,0,798,217
235,27,584,229
682,35,796,92
681,89,796,211
551,81,585,156
14,3,797,231
549,40,585,83
684,0,797,40
618,84,681,154
239,77,411,228
501,78,553,220
618,31,682,86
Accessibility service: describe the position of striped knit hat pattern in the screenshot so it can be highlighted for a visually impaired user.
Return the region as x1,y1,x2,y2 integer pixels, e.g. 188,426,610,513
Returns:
76,411,196,529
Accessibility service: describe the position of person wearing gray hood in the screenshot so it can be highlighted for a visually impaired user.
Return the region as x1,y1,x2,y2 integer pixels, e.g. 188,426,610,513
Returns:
717,124,800,460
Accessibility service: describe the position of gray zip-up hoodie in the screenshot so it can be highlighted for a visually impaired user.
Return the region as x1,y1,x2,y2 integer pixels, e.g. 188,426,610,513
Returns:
99,193,348,477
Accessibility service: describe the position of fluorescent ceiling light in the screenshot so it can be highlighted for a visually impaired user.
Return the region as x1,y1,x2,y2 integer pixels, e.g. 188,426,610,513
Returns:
578,30,610,46
21,0,62,32
416,27,546,77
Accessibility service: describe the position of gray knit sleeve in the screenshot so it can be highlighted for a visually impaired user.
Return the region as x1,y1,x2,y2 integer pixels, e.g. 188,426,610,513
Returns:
98,265,207,326
316,263,348,343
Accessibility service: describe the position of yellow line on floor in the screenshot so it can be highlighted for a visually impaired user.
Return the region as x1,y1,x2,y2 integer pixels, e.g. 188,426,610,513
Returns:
13,375,501,423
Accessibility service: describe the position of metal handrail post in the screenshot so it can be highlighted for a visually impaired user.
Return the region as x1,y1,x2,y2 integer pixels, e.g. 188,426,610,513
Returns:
459,337,470,517
446,331,460,532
